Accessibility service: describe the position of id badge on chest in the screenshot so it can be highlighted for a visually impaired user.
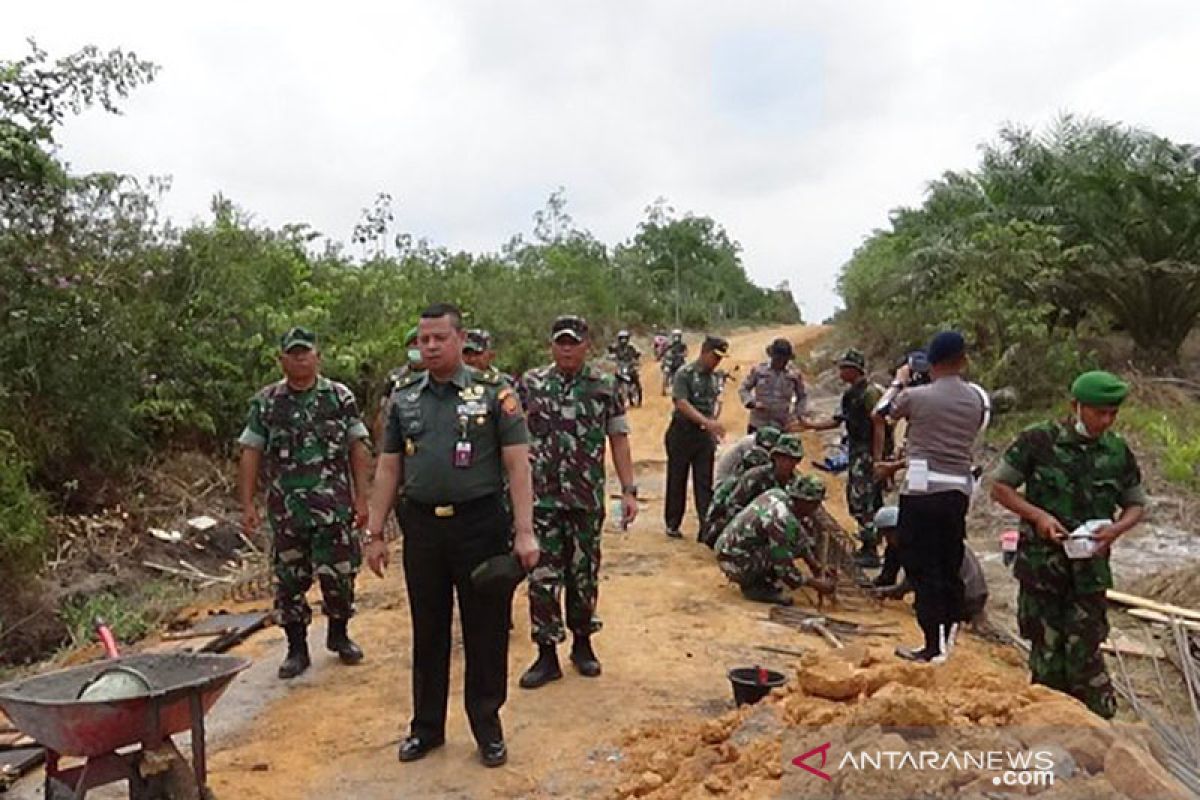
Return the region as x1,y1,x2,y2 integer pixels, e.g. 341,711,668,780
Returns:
454,440,473,468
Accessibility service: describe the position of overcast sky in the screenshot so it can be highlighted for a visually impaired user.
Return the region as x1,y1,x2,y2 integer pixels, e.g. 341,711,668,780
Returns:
6,1,1200,320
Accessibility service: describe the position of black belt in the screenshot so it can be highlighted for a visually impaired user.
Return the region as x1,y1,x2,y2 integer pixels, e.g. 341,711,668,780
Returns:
405,494,499,519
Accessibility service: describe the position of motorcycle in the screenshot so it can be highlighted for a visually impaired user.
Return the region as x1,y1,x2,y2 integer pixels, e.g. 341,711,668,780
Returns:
615,362,642,408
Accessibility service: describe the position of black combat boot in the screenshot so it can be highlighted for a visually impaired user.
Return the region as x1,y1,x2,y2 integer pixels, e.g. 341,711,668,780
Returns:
853,543,881,569
569,635,601,677
278,623,311,679
740,582,794,606
518,644,562,689
326,618,364,664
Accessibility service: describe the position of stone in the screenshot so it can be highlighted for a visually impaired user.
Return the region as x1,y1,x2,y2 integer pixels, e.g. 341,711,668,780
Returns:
1103,741,1189,800
796,659,864,701
850,682,951,727
634,771,663,796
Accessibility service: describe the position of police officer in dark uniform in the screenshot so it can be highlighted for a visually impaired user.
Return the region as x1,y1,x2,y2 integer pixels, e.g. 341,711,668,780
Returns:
364,303,538,769
663,335,729,538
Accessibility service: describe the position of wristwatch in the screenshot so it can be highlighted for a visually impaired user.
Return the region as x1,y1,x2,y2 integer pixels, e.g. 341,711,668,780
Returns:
621,484,639,498
360,529,378,545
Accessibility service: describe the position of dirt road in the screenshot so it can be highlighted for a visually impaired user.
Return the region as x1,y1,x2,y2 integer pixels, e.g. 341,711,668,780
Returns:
191,325,1021,798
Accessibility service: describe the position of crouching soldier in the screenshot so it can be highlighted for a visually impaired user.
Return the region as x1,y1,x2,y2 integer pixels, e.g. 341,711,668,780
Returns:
715,474,837,605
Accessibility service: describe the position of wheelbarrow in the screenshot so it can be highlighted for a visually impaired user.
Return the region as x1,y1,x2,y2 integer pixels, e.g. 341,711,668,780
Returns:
0,652,249,799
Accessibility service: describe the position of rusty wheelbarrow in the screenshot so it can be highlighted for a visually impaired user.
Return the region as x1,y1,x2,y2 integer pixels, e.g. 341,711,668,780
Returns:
0,652,248,799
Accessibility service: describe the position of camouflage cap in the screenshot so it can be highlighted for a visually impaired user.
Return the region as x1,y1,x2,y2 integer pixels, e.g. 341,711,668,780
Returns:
837,348,866,372
741,447,771,471
280,326,317,351
786,474,826,503
551,315,589,342
702,335,729,357
770,433,805,460
753,425,782,450
1071,370,1129,407
464,328,492,353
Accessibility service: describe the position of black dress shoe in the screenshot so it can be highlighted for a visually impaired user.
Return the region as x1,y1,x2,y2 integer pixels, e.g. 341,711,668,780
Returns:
397,735,444,762
480,740,507,768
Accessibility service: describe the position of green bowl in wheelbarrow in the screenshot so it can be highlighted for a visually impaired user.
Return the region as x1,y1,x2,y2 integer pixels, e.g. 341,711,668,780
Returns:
0,653,249,758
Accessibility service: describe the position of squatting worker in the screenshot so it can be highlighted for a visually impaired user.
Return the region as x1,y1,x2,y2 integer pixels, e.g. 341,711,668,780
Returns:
873,331,988,663
363,303,539,769
517,315,639,689
663,335,729,538
738,337,806,434
238,326,372,679
990,371,1146,718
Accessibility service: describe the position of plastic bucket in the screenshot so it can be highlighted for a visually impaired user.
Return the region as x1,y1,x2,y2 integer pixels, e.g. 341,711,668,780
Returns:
728,666,787,706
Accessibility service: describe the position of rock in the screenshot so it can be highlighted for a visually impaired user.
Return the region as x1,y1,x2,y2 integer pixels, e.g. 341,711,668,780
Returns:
796,659,864,701
730,704,784,747
1028,744,1076,780
703,772,731,794
851,683,951,727
1051,727,1109,774
700,718,733,745
860,662,935,695
634,771,663,796
1010,699,1111,732
1103,741,1190,800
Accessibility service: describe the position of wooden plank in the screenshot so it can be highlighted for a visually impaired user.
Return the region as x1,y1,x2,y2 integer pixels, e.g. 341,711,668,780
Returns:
1106,590,1200,623
1127,608,1200,631
1101,633,1166,659
0,746,45,778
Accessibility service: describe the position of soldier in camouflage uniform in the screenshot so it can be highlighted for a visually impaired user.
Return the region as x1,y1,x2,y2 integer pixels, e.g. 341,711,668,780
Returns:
715,425,782,483
991,370,1147,718
517,315,639,689
802,349,889,567
700,433,804,548
373,325,423,446
239,327,372,679
715,474,838,605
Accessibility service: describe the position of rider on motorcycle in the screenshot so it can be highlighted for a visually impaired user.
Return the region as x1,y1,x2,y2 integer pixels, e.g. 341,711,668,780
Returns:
608,330,642,405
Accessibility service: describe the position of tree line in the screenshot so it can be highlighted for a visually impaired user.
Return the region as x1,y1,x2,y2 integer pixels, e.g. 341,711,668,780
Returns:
0,41,799,517
836,115,1200,399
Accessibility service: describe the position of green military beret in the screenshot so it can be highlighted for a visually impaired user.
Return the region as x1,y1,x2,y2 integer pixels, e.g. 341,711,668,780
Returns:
404,326,420,346
1071,370,1129,407
754,425,782,450
786,474,826,502
771,433,805,459
837,348,866,372
470,553,526,595
280,326,317,351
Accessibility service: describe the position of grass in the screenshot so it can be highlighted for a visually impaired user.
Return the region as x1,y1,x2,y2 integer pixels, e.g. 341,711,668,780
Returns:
59,580,192,649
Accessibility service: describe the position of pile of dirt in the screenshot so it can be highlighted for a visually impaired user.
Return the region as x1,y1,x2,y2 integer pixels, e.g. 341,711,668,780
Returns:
610,645,1189,799
1129,564,1200,613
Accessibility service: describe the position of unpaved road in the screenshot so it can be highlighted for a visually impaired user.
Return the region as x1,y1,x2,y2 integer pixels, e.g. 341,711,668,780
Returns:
11,324,1033,799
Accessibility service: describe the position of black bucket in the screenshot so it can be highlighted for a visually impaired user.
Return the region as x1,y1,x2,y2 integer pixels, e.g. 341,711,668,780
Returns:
728,666,787,706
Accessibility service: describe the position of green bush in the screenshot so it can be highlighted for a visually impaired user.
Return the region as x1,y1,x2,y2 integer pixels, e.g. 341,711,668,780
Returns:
0,432,49,582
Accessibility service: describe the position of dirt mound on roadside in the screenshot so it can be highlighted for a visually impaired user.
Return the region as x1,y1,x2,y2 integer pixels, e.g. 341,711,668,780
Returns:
609,645,1188,799
1130,563,1200,613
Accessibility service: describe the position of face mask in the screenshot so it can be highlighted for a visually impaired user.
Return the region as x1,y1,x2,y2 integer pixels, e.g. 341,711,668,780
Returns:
407,348,421,364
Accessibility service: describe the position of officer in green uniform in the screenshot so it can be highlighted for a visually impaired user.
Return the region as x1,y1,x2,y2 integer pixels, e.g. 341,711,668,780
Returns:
990,370,1147,718
238,327,372,679
664,335,729,538
364,303,538,768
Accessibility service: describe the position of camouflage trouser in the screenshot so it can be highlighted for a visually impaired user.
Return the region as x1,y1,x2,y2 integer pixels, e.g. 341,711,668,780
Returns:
529,507,603,645
717,550,783,590
1017,585,1115,719
271,520,361,626
847,449,883,549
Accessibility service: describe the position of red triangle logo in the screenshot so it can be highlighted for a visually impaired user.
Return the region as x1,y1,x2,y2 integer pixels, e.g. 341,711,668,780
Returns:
792,742,833,781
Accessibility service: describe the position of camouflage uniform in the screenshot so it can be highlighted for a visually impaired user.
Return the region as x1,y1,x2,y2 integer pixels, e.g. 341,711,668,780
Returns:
520,363,629,645
715,487,818,590
701,464,779,548
994,419,1147,718
839,375,887,550
239,377,369,626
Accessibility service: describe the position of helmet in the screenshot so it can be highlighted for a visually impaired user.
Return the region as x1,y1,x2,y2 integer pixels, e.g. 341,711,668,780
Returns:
617,330,630,340
671,329,682,339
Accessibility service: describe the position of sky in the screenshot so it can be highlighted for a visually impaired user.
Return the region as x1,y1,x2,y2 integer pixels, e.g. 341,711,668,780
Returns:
6,1,1200,321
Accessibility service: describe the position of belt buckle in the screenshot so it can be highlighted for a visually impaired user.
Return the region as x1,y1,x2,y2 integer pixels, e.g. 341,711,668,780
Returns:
434,504,455,518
